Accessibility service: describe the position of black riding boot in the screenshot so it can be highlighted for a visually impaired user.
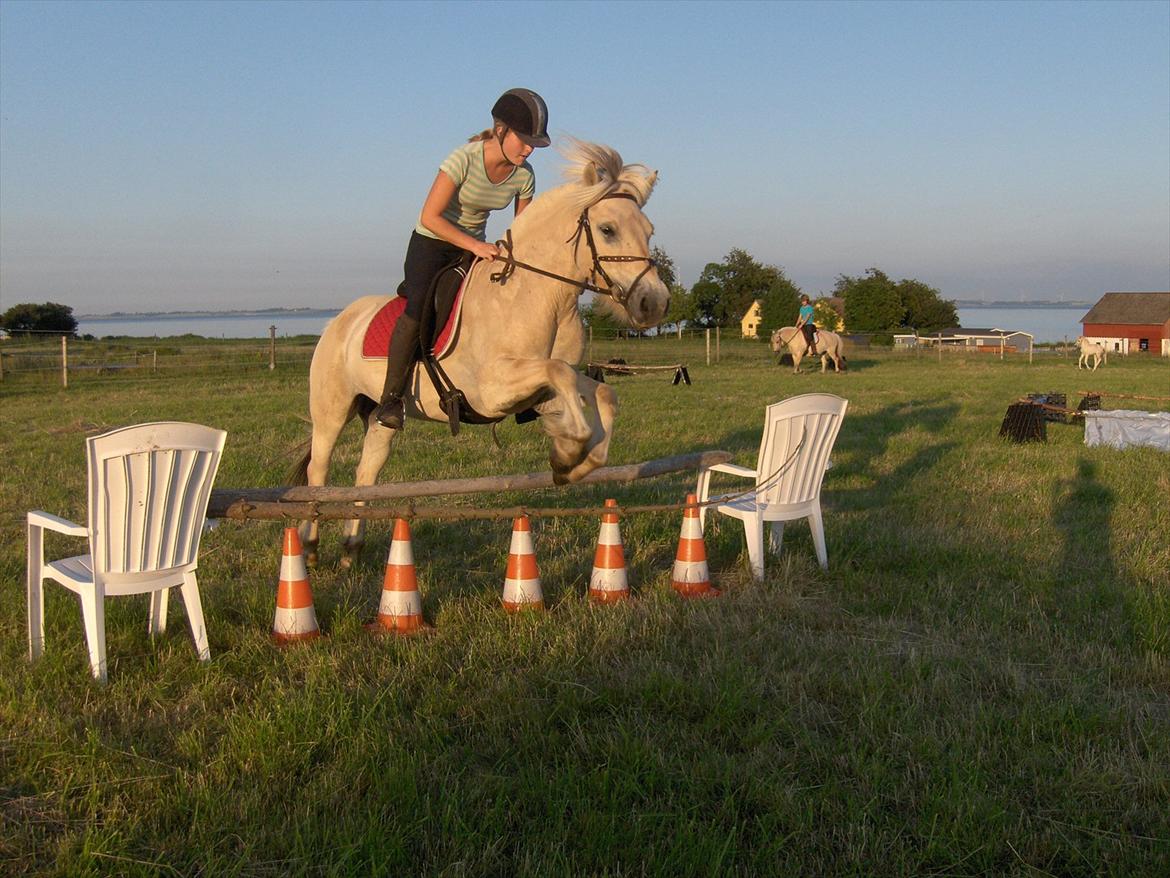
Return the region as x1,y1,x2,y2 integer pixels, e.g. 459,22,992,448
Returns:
373,314,421,429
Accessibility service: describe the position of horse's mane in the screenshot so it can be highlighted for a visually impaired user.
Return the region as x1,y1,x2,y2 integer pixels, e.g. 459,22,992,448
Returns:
556,136,658,209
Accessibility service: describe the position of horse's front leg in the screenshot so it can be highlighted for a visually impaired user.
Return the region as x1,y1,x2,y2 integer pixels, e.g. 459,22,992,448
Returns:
482,358,600,484
555,373,617,483
338,419,397,568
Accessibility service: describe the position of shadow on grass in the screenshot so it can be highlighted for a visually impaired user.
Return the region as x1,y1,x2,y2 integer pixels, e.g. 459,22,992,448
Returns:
1051,457,1137,648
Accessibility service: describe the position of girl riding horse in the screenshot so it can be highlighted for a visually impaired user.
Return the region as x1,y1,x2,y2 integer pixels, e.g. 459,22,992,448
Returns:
795,293,818,357
373,88,552,429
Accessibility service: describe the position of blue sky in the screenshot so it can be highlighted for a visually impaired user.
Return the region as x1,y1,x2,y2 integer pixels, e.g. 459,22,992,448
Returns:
1,0,1167,314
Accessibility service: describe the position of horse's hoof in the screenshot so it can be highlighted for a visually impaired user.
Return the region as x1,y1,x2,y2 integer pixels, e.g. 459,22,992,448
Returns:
303,540,319,568
340,543,363,569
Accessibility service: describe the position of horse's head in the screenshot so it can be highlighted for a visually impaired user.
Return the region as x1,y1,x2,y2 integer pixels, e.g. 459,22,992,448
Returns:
538,139,672,330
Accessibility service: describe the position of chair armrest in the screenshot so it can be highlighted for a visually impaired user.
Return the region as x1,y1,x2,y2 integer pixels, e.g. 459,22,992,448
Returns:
27,510,88,537
704,462,758,479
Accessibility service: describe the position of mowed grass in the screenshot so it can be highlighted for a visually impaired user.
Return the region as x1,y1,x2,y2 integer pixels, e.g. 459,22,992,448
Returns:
1,339,1168,876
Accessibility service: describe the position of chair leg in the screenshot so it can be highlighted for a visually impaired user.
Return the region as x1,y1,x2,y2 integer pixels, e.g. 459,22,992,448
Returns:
768,521,785,556
180,572,210,662
27,523,45,661
808,506,828,570
78,589,107,683
149,588,170,636
744,517,766,581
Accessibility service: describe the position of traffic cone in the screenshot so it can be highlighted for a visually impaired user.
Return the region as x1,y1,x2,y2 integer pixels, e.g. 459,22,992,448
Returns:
502,515,545,612
589,499,630,603
367,518,433,636
273,527,321,644
672,494,719,598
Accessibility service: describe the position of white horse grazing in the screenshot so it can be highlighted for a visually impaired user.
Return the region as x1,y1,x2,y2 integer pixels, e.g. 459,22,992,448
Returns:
770,326,846,374
1076,336,1108,371
295,140,670,565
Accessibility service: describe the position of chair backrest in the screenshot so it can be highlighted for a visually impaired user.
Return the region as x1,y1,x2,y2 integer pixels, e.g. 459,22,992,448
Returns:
754,393,848,507
85,422,227,579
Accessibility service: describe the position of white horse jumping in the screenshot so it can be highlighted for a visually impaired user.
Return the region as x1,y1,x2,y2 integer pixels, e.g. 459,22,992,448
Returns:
295,140,670,565
1076,336,1108,371
770,326,846,374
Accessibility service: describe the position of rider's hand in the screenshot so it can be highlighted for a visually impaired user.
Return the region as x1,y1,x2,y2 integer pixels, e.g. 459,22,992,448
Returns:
473,242,499,261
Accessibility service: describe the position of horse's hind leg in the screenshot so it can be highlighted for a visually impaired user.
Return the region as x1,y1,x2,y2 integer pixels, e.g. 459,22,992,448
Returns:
339,418,397,568
300,397,356,566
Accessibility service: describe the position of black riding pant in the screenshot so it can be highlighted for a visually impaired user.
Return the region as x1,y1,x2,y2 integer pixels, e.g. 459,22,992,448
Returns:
379,232,466,403
801,323,817,346
400,231,465,321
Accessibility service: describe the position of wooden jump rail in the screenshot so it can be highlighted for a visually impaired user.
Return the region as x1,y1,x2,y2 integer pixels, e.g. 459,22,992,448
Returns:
585,362,692,385
208,450,732,522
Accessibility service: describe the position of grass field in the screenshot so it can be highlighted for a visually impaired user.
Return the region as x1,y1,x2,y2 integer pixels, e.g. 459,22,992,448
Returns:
2,337,1168,876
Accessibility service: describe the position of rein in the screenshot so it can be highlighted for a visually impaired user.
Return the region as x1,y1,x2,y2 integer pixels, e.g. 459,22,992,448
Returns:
489,192,657,306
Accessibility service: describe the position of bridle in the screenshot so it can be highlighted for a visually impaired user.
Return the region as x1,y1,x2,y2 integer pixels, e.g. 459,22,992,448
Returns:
489,192,657,307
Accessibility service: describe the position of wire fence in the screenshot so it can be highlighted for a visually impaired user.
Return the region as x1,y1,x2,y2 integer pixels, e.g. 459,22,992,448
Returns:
0,325,1084,393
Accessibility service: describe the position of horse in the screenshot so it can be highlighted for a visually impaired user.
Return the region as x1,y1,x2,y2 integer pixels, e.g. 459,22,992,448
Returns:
1075,336,1108,371
770,326,846,374
294,140,671,565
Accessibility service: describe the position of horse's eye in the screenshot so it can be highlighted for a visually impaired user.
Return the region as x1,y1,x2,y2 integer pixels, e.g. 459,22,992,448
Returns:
600,223,617,238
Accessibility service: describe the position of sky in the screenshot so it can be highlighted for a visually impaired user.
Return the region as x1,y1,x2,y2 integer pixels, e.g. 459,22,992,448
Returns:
1,0,1168,315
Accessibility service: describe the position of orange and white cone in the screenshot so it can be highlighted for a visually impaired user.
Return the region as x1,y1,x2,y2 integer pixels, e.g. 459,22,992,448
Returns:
273,527,321,644
367,518,433,636
672,494,719,598
502,515,545,612
589,499,630,603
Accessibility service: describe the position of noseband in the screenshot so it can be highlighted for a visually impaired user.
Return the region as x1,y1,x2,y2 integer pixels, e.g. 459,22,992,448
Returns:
490,192,657,306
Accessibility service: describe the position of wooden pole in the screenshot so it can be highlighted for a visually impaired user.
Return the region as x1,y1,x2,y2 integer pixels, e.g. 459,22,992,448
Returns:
152,350,157,372
705,329,710,366
207,449,733,520
716,326,720,362
268,325,277,370
61,336,68,388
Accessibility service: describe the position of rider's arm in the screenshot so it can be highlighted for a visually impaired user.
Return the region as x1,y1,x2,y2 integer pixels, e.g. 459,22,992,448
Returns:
418,171,499,261
514,196,532,218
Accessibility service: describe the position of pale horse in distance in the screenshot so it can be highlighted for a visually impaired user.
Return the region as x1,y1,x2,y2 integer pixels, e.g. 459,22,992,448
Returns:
1075,336,1108,371
771,326,847,374
294,139,671,566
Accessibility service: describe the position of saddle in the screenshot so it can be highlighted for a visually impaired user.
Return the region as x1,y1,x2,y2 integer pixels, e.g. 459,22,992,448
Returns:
361,255,530,435
361,255,472,361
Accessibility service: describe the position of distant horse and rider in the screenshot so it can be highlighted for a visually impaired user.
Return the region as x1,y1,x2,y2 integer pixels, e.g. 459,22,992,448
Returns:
771,325,847,374
1075,336,1108,371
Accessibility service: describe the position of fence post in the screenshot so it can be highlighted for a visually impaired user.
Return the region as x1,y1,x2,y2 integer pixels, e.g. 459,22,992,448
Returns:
716,326,720,363
153,350,157,372
61,335,68,388
705,329,710,366
677,323,681,340
269,325,277,371
588,325,593,364
0,350,4,382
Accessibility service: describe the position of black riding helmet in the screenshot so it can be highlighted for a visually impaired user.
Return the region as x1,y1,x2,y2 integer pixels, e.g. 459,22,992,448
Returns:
491,88,550,148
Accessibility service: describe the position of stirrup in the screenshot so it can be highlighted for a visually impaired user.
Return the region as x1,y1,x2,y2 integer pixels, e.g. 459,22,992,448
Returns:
373,397,405,429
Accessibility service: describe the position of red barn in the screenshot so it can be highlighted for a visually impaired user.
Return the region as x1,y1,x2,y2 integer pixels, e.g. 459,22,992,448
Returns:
1080,292,1170,356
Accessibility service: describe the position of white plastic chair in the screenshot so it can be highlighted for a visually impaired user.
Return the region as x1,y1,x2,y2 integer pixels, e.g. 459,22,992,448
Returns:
697,393,847,580
27,421,227,682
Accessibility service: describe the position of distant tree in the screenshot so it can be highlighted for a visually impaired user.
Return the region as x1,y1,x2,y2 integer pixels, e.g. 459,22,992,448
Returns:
0,302,78,336
579,300,625,336
650,245,677,289
663,283,694,332
691,248,801,335
837,269,904,332
897,278,957,332
813,299,844,331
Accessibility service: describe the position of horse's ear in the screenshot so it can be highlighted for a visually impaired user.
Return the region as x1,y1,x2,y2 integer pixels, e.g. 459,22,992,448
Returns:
582,162,609,187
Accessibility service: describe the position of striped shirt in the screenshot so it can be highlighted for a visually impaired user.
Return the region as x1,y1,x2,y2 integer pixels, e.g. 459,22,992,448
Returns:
415,141,535,242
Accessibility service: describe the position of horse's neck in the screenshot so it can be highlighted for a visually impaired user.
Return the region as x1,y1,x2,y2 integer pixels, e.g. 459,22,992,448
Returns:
460,198,586,354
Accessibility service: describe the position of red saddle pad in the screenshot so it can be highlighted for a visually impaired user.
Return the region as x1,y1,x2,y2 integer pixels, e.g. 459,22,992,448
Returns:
361,263,475,360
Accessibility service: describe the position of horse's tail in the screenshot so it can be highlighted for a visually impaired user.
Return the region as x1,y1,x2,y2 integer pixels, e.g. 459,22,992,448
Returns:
288,438,312,486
